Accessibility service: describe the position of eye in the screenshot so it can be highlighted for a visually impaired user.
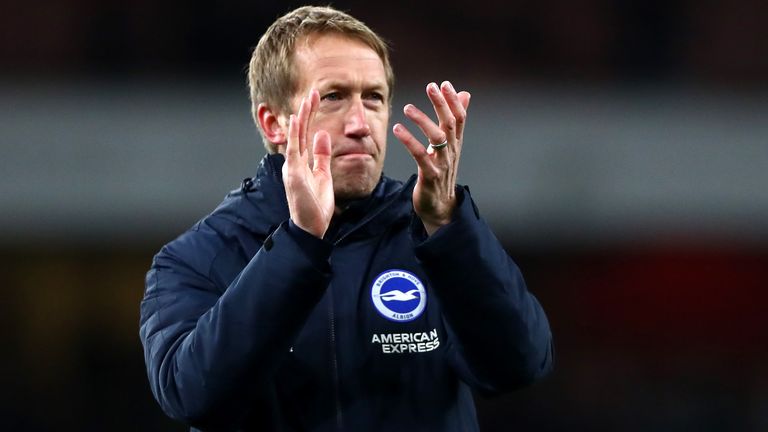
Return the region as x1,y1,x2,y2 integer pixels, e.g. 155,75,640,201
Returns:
321,92,341,101
366,92,385,102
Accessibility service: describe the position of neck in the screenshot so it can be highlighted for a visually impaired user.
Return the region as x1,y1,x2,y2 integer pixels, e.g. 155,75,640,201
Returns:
333,199,357,216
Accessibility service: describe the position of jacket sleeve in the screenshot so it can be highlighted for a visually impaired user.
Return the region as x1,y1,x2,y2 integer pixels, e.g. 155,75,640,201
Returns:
412,186,554,394
139,220,331,428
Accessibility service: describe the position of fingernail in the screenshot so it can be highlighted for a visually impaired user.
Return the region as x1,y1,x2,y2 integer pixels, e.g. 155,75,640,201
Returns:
393,124,402,132
444,81,454,92
403,104,412,114
428,83,439,94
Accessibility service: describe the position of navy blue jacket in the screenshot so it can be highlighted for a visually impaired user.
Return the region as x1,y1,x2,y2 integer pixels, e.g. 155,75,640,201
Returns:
140,154,553,431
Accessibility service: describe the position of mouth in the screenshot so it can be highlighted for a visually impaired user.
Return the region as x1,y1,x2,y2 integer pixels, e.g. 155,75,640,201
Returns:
334,152,373,160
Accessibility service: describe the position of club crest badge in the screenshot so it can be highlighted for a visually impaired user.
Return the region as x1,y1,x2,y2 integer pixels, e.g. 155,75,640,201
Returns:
371,269,427,322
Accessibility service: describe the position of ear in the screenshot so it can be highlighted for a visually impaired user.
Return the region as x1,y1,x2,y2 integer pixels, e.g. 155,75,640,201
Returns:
257,103,288,146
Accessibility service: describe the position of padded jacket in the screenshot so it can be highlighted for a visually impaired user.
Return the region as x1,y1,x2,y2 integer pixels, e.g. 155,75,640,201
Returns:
139,154,553,431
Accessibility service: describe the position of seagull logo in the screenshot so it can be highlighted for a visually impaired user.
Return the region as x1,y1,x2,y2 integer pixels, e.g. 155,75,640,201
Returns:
370,270,427,322
378,289,420,302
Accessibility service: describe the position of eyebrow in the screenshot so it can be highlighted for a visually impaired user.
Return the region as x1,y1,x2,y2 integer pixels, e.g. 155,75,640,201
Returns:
317,80,388,95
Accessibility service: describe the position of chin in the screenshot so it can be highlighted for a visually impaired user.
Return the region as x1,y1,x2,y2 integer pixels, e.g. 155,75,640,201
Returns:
333,174,380,202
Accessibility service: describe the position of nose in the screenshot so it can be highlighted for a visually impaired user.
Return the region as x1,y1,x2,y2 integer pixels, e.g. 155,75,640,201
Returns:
344,98,371,139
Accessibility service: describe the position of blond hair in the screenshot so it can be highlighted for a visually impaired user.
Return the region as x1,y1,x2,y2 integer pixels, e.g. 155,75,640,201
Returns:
248,6,395,153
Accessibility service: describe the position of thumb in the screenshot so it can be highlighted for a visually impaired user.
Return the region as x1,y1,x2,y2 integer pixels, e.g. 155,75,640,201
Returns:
311,130,332,174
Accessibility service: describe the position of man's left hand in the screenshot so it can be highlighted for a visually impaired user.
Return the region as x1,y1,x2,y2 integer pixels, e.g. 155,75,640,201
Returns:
393,81,471,236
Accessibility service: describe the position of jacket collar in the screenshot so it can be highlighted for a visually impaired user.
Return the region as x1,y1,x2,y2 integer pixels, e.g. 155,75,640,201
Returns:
212,154,415,241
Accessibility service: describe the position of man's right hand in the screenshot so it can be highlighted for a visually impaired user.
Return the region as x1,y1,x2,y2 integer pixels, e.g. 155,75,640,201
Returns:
281,89,335,239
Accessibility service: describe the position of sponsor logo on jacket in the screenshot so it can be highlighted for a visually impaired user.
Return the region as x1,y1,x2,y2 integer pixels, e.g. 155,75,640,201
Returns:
371,328,440,354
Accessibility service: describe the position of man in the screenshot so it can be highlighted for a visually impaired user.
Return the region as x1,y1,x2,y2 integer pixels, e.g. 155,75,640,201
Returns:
140,6,553,431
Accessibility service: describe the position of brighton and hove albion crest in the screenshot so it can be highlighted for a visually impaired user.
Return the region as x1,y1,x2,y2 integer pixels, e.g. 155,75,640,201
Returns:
371,270,427,322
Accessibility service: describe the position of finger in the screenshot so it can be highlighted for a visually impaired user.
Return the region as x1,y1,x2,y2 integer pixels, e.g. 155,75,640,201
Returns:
308,88,320,137
426,82,455,140
441,81,467,139
403,104,446,145
296,95,309,155
393,123,439,178
302,88,320,141
458,91,471,110
440,81,465,120
286,114,300,160
311,130,332,175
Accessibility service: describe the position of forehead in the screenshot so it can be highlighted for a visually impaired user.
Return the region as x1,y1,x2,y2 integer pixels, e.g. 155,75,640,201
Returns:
292,33,386,87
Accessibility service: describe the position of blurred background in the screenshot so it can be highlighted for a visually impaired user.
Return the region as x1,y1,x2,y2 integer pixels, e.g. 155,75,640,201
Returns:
2,0,767,430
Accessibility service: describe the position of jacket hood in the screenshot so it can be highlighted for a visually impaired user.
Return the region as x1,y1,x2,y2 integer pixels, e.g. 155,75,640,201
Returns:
208,154,416,238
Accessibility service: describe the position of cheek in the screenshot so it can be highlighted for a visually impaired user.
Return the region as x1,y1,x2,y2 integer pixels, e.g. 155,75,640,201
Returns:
306,118,337,143
371,113,390,152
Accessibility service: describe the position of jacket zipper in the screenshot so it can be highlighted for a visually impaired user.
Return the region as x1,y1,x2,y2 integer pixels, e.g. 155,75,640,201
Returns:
326,176,415,430
332,177,414,247
328,288,344,430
